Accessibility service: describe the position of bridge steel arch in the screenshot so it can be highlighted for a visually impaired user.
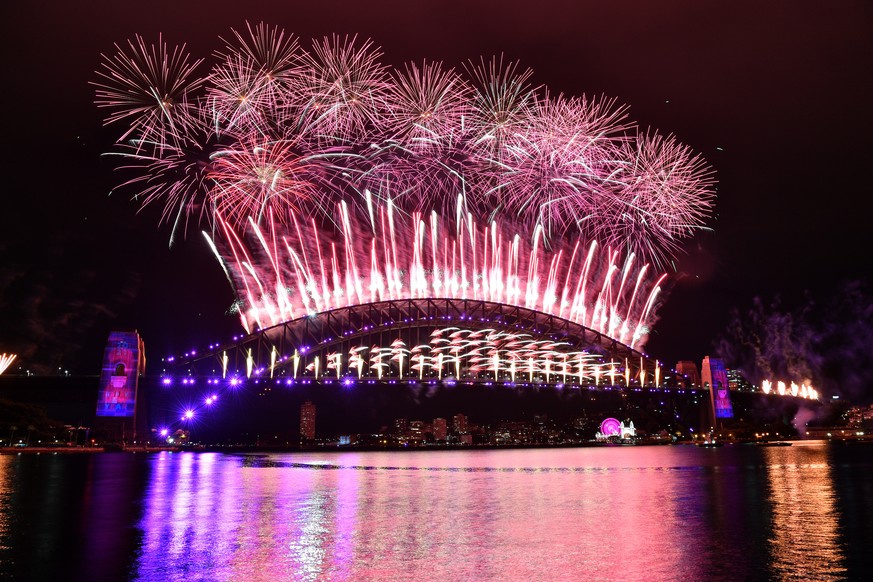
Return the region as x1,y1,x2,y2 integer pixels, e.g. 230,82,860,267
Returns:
168,298,658,383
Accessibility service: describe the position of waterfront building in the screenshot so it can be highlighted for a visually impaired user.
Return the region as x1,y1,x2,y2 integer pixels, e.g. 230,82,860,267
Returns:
846,404,873,427
726,368,755,392
300,401,316,442
453,413,468,434
432,418,447,441
409,420,427,443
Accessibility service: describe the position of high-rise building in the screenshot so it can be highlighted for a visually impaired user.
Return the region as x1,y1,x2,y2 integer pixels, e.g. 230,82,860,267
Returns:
726,368,754,392
300,401,316,442
675,361,701,388
409,420,427,442
432,418,447,441
453,413,468,434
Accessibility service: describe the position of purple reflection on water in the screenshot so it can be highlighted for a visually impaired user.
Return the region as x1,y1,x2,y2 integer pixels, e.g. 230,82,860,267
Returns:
135,452,246,579
128,447,826,580
2,444,865,580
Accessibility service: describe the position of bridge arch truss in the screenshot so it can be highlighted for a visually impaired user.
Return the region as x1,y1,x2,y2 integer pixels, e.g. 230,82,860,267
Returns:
167,298,660,386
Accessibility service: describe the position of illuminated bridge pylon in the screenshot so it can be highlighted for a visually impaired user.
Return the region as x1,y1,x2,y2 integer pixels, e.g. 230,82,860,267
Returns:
165,298,666,389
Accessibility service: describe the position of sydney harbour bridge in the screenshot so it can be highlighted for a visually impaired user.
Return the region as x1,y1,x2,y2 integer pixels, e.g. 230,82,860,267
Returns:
85,288,823,446
138,297,704,442
131,295,816,443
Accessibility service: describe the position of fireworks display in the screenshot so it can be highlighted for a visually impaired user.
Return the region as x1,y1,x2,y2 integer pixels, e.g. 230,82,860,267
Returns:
209,203,667,348
0,353,16,376
95,23,716,348
289,327,613,383
761,380,818,400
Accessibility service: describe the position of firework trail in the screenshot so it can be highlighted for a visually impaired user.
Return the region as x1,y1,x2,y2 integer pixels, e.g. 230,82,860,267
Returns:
95,24,715,346
94,34,204,148
0,353,16,375
206,200,666,349
464,56,536,158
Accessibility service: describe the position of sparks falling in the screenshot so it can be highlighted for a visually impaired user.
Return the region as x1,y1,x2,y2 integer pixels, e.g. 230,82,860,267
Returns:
207,201,666,349
0,353,17,376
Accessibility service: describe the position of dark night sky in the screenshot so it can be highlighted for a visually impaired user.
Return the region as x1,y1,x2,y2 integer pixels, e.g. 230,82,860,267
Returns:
1,1,871,375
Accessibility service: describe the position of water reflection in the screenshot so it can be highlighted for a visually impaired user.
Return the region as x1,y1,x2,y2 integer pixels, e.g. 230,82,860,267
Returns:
1,444,868,581
132,447,846,581
0,456,12,557
764,443,846,581
137,452,245,579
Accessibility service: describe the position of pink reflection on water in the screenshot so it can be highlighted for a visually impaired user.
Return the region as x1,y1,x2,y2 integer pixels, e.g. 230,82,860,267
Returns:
132,448,720,580
131,445,849,580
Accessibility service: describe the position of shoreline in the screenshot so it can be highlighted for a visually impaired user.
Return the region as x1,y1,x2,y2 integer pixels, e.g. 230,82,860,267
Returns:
2,442,673,454
1,446,107,454
6,438,867,455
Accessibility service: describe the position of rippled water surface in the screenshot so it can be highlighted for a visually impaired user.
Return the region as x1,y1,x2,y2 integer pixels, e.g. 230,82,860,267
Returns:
1,442,871,581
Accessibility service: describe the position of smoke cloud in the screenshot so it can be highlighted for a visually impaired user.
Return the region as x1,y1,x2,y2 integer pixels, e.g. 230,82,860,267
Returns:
792,406,818,435
0,237,142,375
716,280,873,404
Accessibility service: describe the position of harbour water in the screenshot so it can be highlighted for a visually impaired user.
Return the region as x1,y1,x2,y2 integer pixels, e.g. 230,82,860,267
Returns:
1,442,871,580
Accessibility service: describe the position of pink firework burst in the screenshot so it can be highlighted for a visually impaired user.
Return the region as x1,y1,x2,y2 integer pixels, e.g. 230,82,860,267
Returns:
385,60,472,151
296,35,390,143
93,34,204,149
464,55,537,160
361,133,476,216
621,132,716,239
209,135,351,227
105,117,216,244
498,93,630,238
209,23,302,134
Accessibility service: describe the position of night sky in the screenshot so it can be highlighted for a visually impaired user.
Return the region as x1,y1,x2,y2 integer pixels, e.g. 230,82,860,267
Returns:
1,1,871,376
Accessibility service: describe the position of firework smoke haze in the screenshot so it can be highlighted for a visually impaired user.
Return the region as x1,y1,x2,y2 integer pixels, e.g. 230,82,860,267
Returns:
719,296,822,385
95,24,716,347
717,282,873,403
